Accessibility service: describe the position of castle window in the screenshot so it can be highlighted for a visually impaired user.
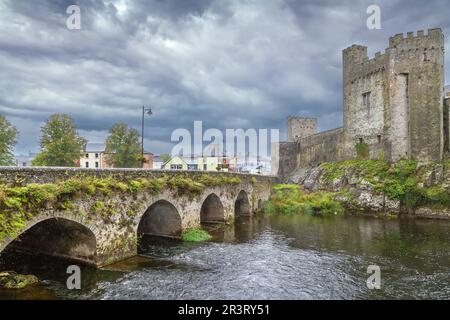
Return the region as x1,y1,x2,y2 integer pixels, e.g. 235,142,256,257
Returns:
377,135,382,143
423,49,429,62
359,138,364,144
363,92,371,110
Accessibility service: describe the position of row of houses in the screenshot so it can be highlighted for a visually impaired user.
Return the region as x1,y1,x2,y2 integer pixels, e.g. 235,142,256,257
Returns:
78,143,154,169
14,142,272,174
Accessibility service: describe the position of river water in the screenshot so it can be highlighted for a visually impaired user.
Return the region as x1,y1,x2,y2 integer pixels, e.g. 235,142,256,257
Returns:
1,214,449,299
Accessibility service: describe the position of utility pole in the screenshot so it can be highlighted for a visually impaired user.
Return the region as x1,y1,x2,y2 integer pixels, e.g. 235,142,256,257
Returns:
141,106,152,168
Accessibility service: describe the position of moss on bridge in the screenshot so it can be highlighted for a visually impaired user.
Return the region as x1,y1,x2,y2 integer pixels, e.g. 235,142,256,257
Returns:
0,173,242,242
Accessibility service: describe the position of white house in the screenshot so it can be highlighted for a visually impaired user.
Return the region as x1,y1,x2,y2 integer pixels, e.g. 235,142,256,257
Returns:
80,143,105,169
152,155,164,170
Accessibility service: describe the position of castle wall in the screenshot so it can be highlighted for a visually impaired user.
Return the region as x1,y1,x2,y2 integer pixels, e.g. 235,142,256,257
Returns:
274,128,345,179
274,29,446,179
287,117,317,142
388,29,445,163
388,73,410,161
445,98,450,152
296,128,345,168
342,46,391,161
342,29,444,163
271,141,299,178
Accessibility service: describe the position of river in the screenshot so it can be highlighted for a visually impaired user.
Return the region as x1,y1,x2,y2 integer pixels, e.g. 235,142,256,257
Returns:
1,214,449,299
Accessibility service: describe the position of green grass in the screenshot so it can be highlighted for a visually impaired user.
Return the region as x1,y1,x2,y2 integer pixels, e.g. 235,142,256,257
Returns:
264,184,344,216
355,142,369,159
320,159,450,210
320,159,390,184
181,228,212,242
267,159,450,216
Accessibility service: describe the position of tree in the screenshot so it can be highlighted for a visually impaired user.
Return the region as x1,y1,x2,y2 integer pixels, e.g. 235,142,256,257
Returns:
160,153,171,164
32,114,86,167
105,123,141,168
0,115,18,166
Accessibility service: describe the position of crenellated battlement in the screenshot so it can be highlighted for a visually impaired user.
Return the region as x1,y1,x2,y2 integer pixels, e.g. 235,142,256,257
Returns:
276,28,446,178
389,28,444,49
344,28,444,83
343,28,445,164
344,45,388,83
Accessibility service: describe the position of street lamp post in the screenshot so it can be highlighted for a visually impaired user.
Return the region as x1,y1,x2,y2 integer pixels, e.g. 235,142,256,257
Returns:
141,106,152,168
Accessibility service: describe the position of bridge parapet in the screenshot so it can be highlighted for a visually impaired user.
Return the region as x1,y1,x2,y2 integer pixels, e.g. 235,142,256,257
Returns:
0,167,276,185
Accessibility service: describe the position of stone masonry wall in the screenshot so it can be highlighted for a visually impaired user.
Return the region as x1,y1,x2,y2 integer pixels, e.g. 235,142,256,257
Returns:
274,128,345,179
343,29,445,163
274,29,446,179
296,128,345,168
286,116,317,142
0,168,274,267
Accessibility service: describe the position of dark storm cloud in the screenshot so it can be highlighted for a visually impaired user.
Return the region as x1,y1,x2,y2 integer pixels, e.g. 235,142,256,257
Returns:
0,0,449,155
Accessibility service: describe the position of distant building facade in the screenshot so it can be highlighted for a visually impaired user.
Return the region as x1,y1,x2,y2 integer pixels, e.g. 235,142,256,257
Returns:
161,155,238,172
152,155,164,170
81,143,105,169
80,143,153,169
14,152,36,167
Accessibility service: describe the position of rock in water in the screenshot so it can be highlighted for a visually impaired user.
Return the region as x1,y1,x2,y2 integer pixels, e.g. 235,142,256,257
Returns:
0,271,39,289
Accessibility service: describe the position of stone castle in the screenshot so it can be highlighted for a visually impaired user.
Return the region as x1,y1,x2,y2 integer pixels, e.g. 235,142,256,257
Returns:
273,28,450,178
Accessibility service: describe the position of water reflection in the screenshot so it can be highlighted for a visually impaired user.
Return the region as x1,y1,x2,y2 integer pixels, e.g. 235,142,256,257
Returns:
1,215,449,299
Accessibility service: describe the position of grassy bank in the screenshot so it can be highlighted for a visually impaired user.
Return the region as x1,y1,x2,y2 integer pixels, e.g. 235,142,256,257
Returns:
320,159,450,209
264,184,344,216
269,159,450,217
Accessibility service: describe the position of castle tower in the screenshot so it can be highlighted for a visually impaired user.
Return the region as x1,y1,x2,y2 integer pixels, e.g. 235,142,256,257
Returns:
342,28,445,163
286,116,317,142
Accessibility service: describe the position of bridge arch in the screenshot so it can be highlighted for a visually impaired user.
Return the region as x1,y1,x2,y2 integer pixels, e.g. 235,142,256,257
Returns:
137,200,182,239
200,193,225,223
1,217,97,265
235,190,251,216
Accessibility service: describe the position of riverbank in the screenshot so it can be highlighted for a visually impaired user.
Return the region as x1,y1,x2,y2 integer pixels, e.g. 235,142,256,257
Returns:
280,159,450,219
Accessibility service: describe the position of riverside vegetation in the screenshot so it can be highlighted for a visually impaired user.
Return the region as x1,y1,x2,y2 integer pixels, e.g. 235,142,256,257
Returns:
181,228,213,242
266,159,450,217
0,173,240,242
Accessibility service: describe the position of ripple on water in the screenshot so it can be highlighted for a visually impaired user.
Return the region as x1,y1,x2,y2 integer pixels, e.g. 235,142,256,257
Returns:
95,230,372,300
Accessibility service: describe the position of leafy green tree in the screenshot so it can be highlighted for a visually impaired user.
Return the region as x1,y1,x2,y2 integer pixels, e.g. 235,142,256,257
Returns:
0,115,18,166
105,123,141,168
160,153,171,164
32,114,86,167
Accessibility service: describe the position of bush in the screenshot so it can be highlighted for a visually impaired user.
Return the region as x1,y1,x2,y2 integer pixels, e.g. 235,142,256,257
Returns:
265,184,344,216
355,143,369,159
181,228,212,242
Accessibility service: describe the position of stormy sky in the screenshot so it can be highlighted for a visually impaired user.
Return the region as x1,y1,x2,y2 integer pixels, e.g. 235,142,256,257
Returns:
1,0,449,156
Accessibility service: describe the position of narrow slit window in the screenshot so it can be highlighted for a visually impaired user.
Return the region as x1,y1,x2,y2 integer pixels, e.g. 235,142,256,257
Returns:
363,92,371,111
423,49,428,62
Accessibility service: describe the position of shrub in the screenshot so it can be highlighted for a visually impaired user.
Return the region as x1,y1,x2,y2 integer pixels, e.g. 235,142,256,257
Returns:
128,180,144,193
355,143,369,159
265,184,344,216
182,228,212,242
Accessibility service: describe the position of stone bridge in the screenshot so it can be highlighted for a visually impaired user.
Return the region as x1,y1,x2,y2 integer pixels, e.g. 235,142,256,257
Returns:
0,168,275,267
